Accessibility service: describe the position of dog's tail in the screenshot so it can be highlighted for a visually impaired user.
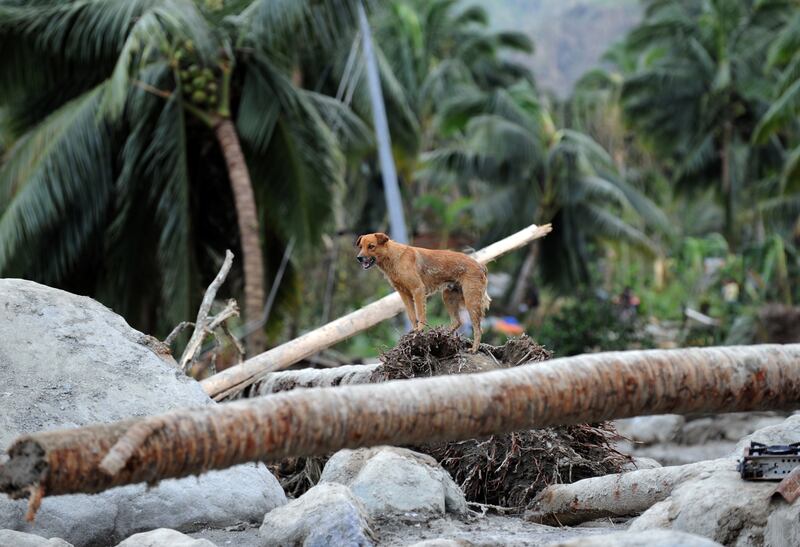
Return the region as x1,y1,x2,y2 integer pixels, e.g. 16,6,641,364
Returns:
482,290,491,312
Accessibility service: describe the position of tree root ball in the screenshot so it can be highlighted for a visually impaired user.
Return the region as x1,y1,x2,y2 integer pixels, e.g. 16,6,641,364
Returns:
270,328,630,510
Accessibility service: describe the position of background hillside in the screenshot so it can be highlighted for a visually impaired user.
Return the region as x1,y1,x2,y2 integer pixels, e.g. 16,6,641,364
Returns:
477,0,642,96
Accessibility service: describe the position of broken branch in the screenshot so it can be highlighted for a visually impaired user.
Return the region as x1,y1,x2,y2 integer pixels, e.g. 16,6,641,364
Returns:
164,322,195,347
179,250,235,373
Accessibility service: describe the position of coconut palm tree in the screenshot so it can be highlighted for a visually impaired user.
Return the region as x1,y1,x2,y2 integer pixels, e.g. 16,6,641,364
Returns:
752,6,800,221
0,0,364,352
425,81,669,304
619,0,788,246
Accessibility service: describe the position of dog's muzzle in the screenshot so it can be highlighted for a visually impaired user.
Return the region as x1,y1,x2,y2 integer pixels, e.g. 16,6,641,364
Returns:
356,255,376,270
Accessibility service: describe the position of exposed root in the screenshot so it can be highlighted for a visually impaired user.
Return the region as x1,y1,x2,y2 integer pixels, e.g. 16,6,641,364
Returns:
268,456,328,499
371,327,550,381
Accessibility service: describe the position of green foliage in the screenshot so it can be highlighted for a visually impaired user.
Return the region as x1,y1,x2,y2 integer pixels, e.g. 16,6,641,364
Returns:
536,292,653,357
3,0,800,357
0,0,363,335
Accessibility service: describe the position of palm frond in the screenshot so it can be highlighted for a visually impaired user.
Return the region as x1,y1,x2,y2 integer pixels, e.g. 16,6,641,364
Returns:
767,11,800,66
583,204,659,254
753,78,800,143
452,5,488,27
495,31,534,54
781,143,800,193
245,91,343,249
240,0,361,52
306,91,373,155
0,82,112,279
108,61,195,329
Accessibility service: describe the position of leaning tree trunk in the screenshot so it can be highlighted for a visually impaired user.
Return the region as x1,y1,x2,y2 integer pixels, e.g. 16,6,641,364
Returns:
214,118,266,355
3,344,800,520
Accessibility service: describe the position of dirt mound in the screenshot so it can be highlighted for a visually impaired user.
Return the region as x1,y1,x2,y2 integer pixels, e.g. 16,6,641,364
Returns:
271,329,629,509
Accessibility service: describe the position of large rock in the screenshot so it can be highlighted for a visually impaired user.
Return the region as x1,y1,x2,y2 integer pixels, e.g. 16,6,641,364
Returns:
549,530,722,546
0,530,72,547
679,413,787,445
407,541,467,547
115,529,215,547
733,414,800,454
615,412,789,466
629,415,800,546
629,462,778,545
320,446,468,521
614,415,686,445
0,280,286,546
260,483,375,547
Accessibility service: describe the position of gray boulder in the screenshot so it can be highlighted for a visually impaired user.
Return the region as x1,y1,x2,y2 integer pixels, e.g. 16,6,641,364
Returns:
733,414,800,454
628,414,800,547
406,541,467,547
115,529,215,547
320,446,468,521
614,415,686,445
764,502,800,547
0,280,286,546
0,530,72,547
549,530,722,546
260,483,375,547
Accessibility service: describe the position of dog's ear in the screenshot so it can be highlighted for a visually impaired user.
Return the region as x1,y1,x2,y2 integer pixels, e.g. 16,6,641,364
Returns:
375,233,389,245
355,235,363,248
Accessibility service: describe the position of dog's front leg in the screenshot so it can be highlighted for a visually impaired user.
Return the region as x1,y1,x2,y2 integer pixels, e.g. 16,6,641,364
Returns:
398,290,418,330
411,287,427,331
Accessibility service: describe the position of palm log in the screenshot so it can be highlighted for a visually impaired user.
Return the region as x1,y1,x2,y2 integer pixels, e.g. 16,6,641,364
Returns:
2,344,799,515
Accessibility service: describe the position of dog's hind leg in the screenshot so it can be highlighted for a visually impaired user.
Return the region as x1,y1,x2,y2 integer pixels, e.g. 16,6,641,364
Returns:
462,278,488,352
442,286,464,332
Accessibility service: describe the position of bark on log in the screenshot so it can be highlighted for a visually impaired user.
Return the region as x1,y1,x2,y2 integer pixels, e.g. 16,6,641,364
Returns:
525,458,725,526
200,223,554,400
3,344,800,517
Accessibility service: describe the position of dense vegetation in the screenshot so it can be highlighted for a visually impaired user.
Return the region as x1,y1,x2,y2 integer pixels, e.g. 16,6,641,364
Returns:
1,0,798,359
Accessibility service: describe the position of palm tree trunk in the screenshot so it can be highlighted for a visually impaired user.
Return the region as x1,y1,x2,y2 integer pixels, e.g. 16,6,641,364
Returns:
214,118,266,355
509,210,550,312
721,121,734,247
508,239,541,312
5,344,800,516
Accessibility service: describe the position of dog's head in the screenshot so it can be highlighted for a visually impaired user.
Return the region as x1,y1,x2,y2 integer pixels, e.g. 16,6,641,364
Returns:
355,232,389,270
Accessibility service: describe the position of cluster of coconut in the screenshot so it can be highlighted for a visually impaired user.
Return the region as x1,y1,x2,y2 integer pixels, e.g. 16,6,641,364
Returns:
175,41,219,109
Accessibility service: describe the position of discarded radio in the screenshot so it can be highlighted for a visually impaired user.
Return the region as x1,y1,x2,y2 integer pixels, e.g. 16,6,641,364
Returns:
738,442,800,480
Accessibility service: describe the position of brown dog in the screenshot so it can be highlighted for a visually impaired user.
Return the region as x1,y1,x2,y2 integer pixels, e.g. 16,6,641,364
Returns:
356,232,490,352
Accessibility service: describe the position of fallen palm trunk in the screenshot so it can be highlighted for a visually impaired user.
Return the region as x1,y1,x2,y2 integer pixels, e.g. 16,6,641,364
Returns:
525,458,726,525
200,223,554,400
3,344,800,519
